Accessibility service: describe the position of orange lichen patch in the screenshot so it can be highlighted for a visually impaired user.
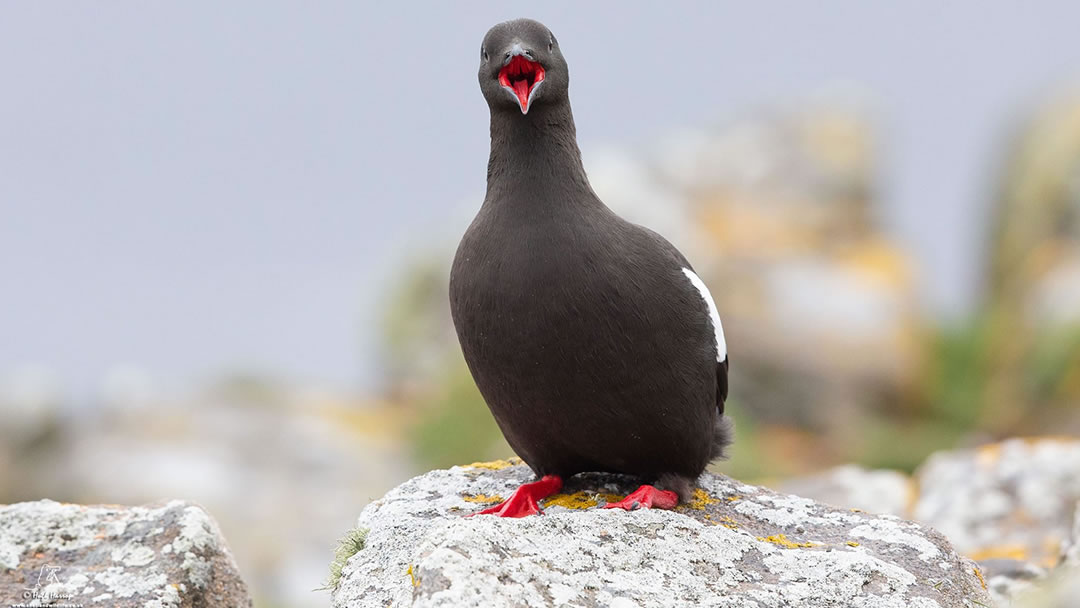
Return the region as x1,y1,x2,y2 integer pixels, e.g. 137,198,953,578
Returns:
970,436,1076,466
839,239,913,288
316,401,408,446
973,567,987,590
906,478,920,517
968,545,1029,562
1040,538,1063,567
725,495,742,503
461,494,503,505
407,564,419,588
463,457,522,470
757,534,817,549
1020,435,1077,446
542,491,623,510
975,443,1003,467
846,541,860,547
680,488,722,511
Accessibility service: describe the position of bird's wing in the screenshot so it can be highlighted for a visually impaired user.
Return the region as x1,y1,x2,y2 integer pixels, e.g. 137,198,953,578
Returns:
679,266,729,413
633,225,729,413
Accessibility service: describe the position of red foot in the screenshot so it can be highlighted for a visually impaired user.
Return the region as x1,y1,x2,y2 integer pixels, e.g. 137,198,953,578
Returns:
473,475,563,518
602,484,679,511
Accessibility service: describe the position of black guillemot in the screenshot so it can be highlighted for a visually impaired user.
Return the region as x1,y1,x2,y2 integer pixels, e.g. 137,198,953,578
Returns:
449,18,733,517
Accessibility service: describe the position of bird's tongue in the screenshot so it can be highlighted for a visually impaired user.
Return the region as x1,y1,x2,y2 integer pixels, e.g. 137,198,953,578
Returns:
512,79,530,110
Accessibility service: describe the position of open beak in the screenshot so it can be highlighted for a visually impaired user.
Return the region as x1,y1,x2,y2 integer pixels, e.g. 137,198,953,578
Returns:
499,50,545,114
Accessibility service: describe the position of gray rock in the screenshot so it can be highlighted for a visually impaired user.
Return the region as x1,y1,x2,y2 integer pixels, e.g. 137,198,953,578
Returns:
331,460,991,608
978,559,1048,606
913,438,1080,569
776,464,914,517
0,499,251,607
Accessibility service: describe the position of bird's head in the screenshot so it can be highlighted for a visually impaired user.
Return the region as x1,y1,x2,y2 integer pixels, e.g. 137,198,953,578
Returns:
478,19,568,115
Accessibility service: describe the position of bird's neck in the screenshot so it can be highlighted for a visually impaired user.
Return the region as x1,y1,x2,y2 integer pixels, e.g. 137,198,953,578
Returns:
484,102,599,212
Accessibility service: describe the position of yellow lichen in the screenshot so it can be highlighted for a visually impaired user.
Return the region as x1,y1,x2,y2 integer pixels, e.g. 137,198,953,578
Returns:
725,495,742,502
542,491,623,510
703,513,738,529
1040,538,1063,567
463,457,522,470
757,534,817,549
462,494,503,504
407,564,419,588
717,515,739,529
846,541,860,547
973,566,987,590
680,488,722,511
968,544,1029,562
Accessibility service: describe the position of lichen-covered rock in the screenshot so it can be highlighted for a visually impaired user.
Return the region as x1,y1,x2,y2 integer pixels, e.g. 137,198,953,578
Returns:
978,558,1048,605
776,464,914,517
331,460,991,608
913,438,1080,569
776,438,1080,606
0,499,251,607
1006,504,1080,606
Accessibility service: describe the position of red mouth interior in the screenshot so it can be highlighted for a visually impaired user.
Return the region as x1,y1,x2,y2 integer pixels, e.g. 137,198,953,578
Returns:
499,55,545,111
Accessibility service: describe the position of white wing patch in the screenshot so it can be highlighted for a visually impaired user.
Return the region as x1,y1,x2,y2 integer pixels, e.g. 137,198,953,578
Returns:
681,268,727,362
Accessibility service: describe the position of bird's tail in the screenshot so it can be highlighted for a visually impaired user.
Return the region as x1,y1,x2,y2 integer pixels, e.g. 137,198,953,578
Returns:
709,415,735,461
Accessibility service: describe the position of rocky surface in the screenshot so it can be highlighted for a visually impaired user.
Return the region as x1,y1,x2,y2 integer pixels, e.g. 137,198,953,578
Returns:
776,437,1080,607
913,438,1079,607
913,438,1080,569
331,459,991,608
15,391,412,607
0,499,251,607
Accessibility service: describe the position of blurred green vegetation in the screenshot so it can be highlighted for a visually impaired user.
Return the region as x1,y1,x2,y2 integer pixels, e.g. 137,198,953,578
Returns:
408,356,508,471
1026,326,1080,407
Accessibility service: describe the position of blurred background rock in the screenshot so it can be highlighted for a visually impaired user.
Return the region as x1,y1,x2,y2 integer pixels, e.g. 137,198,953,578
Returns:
3,3,1080,607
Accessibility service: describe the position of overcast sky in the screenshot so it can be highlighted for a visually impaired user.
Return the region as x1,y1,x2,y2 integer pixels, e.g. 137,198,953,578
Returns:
2,2,1079,402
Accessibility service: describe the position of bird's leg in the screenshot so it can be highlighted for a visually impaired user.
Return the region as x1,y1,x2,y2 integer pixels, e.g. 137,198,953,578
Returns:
474,475,563,517
602,484,679,511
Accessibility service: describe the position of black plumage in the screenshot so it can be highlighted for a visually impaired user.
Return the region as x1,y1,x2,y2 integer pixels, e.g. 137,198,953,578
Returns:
450,18,732,505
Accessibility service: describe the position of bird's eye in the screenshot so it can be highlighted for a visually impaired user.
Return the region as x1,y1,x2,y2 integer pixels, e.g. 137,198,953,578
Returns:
481,47,488,62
